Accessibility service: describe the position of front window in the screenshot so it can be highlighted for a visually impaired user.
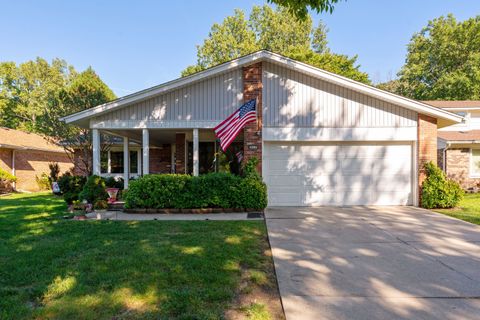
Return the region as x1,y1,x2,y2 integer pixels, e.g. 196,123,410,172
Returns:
187,141,243,175
472,149,480,177
99,150,139,174
110,151,124,173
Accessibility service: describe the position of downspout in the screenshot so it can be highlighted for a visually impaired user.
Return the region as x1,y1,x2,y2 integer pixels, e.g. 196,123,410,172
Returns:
443,142,450,173
11,149,16,191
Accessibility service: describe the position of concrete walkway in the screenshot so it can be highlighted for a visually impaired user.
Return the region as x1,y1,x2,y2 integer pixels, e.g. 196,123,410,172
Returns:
266,206,480,320
85,211,262,221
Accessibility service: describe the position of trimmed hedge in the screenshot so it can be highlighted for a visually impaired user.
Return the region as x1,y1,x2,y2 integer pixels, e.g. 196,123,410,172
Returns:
124,172,268,210
421,161,464,209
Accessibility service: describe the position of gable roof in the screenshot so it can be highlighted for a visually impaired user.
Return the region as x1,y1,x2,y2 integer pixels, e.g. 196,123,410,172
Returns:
423,100,480,110
0,127,66,153
61,50,463,127
438,130,480,143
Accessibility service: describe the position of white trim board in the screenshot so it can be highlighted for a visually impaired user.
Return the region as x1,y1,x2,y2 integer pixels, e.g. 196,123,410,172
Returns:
263,127,417,142
61,50,463,127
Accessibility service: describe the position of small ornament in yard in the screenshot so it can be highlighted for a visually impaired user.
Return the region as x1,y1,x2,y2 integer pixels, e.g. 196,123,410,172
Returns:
94,200,108,220
106,188,119,204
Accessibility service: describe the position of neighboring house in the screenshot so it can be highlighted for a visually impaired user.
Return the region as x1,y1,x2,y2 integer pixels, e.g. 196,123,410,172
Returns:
0,127,73,191
61,50,462,206
424,101,480,190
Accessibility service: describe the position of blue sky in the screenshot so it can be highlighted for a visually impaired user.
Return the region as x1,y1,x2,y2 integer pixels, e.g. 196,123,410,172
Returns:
1,1,479,96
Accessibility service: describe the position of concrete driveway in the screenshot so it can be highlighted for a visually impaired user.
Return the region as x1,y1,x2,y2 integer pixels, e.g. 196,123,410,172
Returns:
266,206,480,320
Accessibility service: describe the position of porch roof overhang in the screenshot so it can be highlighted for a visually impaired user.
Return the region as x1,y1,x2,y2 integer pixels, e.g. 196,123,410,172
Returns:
61,50,463,129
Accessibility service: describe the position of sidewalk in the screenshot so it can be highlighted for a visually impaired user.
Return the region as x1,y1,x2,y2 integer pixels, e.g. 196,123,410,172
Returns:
85,211,263,221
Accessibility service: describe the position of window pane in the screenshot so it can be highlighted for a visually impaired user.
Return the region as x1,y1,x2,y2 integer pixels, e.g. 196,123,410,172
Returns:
187,142,215,175
101,151,108,173
472,149,480,175
130,151,138,173
110,151,123,173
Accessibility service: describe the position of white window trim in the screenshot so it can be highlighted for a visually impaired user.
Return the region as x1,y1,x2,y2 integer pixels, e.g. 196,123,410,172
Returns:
101,147,142,178
470,148,480,178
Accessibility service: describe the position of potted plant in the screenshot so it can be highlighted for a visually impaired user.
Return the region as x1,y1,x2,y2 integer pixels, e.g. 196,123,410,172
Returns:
94,199,108,220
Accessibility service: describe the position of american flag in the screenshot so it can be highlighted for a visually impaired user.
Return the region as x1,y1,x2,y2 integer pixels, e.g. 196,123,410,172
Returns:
214,99,256,151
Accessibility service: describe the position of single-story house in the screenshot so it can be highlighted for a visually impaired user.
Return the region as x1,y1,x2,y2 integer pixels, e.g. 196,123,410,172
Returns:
61,50,463,206
424,100,480,190
0,127,73,191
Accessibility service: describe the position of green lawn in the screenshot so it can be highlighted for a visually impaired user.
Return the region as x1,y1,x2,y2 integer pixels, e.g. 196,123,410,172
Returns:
0,193,282,320
433,193,480,225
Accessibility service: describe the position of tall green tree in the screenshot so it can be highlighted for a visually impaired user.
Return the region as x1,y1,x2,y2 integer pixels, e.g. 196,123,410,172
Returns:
0,59,116,175
40,68,116,175
394,14,480,100
182,5,369,84
0,58,76,131
268,0,342,19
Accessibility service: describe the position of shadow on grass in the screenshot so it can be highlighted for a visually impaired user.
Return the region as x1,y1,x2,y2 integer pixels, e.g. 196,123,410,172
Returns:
0,193,268,320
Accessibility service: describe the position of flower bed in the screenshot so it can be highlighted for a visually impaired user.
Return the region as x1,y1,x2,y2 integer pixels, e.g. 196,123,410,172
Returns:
123,172,267,212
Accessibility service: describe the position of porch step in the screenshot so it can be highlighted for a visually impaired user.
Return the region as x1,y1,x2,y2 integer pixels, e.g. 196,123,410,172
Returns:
108,201,125,211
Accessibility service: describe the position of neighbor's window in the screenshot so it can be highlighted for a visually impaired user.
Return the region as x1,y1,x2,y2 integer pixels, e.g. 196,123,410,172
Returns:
472,149,480,177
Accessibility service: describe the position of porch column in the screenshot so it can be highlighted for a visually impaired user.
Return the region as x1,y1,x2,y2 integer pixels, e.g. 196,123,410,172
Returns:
142,129,149,175
193,128,199,176
92,129,101,175
123,137,129,189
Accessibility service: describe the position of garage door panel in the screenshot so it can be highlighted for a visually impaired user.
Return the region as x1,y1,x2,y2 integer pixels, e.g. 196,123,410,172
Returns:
267,175,302,186
265,142,413,206
305,191,338,206
297,145,338,159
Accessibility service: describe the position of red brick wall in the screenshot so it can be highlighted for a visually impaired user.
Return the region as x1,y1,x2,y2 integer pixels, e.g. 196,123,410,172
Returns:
243,62,263,174
175,133,186,174
444,148,480,190
13,150,73,191
418,114,437,202
150,145,172,174
0,148,14,192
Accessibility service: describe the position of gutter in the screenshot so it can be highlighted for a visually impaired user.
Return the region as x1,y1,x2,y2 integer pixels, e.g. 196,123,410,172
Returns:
0,144,68,154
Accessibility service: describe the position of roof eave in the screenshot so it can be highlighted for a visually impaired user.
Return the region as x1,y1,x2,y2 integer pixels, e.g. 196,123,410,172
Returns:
61,50,463,126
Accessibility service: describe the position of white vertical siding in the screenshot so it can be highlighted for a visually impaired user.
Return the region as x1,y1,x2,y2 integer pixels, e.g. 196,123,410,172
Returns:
262,62,417,128
95,69,243,123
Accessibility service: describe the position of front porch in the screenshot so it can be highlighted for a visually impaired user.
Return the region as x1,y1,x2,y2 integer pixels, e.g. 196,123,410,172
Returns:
92,128,244,189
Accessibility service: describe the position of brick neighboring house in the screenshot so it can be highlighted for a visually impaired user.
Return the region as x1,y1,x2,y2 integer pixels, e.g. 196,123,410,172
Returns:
424,101,480,191
0,127,73,192
62,50,463,206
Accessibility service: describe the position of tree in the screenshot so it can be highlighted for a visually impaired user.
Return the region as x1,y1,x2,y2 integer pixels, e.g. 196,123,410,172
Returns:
268,0,342,19
39,68,116,175
182,5,369,84
0,58,116,175
394,14,480,100
0,58,76,131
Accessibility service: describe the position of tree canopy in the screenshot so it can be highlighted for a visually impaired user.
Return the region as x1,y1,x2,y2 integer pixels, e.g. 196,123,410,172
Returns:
0,58,116,174
268,0,342,19
384,14,480,100
182,5,369,84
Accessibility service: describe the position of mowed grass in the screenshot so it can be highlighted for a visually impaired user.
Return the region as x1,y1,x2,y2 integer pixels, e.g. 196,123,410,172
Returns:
0,193,279,319
434,193,480,225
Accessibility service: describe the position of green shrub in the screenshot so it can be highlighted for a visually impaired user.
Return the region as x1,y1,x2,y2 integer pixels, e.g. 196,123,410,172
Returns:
94,199,108,210
124,172,268,210
242,157,261,180
57,174,87,204
0,167,17,183
48,162,60,182
421,161,464,209
36,173,51,190
79,175,109,204
104,176,124,189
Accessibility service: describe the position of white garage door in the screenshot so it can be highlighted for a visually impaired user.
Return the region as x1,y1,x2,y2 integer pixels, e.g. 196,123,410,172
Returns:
264,142,413,206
